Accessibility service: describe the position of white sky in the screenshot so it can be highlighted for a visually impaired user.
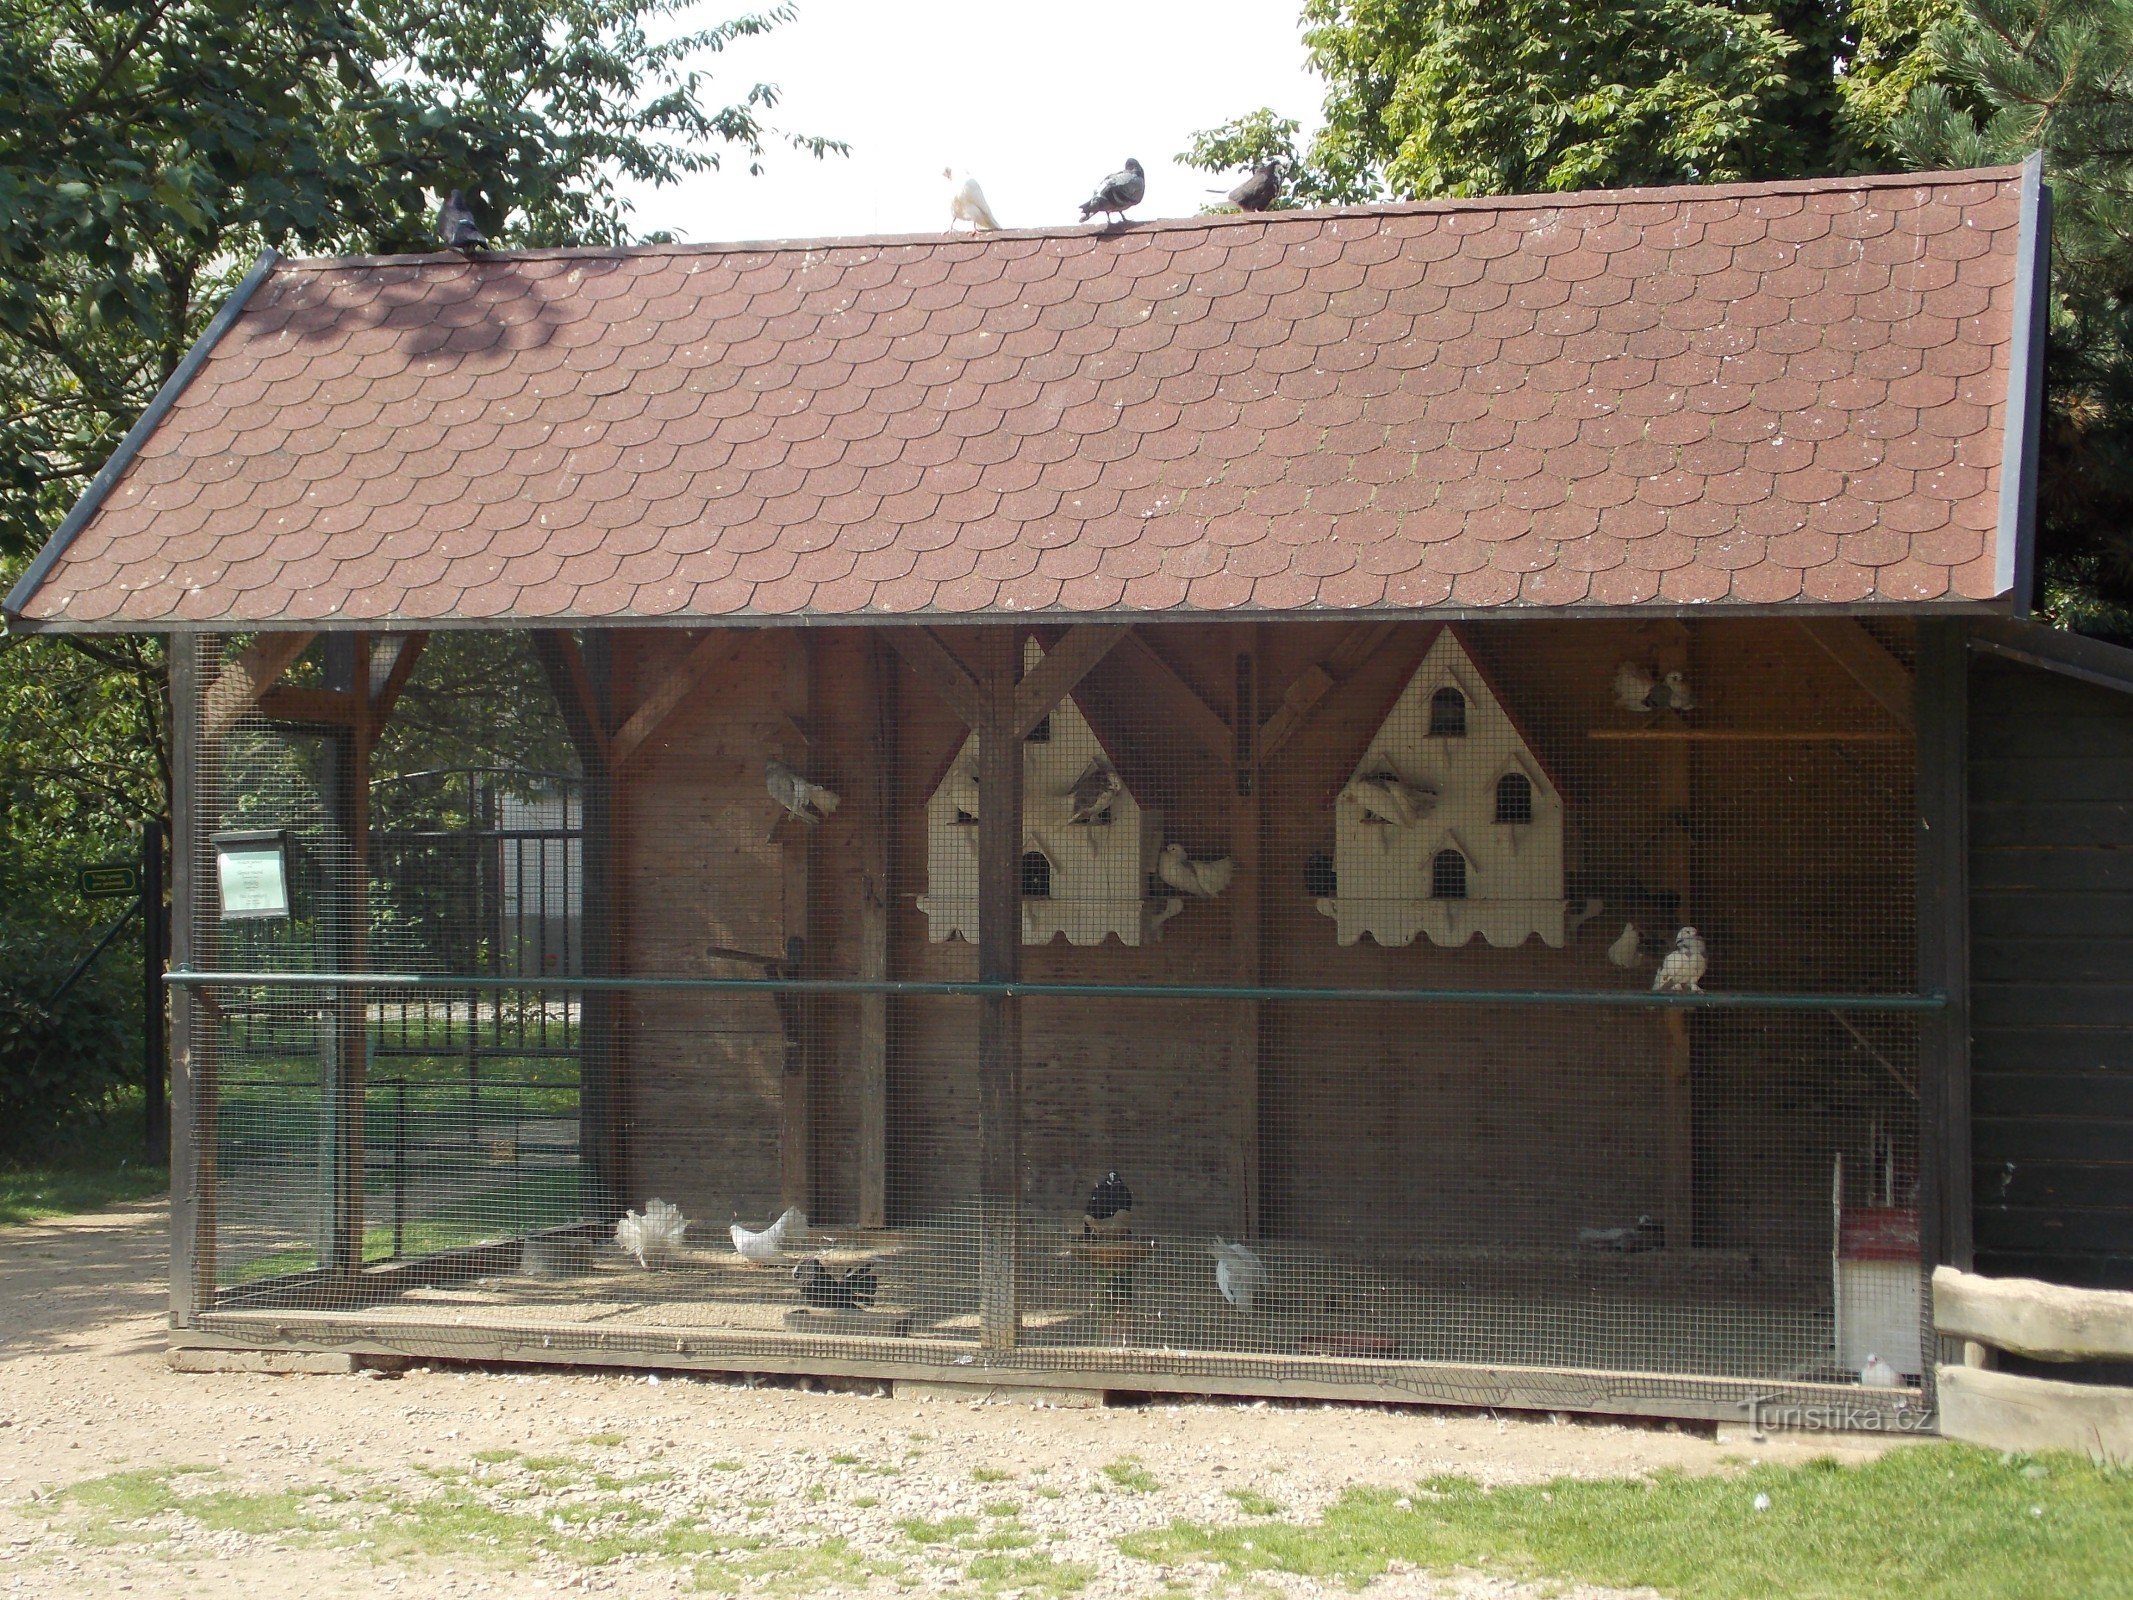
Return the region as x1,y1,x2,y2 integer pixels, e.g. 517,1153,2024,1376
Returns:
616,0,1324,244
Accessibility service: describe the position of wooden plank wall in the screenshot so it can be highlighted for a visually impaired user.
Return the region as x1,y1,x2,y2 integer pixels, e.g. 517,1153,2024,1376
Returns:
1970,654,2133,1299
616,618,1918,1264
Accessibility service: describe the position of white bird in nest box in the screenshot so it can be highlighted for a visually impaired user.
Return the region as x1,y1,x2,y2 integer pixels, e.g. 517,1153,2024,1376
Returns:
1063,760,1121,825
1341,771,1438,829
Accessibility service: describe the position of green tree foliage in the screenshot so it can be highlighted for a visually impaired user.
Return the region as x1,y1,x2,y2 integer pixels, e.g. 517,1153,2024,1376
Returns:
1187,1,1956,201
0,0,837,564
1898,0,2133,616
0,0,832,1146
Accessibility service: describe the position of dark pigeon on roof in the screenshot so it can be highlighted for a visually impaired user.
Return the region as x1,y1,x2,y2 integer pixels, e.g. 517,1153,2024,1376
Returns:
1080,158,1145,224
436,189,487,250
1226,165,1281,212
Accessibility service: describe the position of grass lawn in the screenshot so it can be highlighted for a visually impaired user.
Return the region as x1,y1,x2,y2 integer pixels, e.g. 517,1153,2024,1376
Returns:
1122,1444,2133,1599
0,1096,167,1227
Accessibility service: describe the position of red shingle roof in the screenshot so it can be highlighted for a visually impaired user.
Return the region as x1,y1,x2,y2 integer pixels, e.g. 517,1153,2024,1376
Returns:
6,166,2039,630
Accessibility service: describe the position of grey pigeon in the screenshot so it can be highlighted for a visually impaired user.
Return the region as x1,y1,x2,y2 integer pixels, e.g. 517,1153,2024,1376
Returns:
1065,760,1121,824
1079,158,1146,224
437,189,487,250
1226,165,1281,212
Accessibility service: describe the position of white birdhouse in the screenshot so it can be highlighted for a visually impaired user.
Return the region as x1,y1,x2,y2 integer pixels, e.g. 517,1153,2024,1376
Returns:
1317,628,1568,948
917,637,1183,946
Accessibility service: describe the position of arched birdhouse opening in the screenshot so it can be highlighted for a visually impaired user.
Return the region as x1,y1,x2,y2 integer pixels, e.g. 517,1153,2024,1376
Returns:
1495,771,1534,824
1429,687,1467,736
1020,850,1053,899
1431,849,1469,899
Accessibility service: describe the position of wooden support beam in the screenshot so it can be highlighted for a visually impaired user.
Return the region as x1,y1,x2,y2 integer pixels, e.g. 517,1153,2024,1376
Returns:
318,634,371,1283
1935,1266,2133,1363
1915,621,1972,1274
974,628,1024,1350
367,633,428,732
611,629,753,771
1652,623,1695,1250
1256,621,1397,762
168,635,214,1327
1231,631,1263,1240
885,626,984,729
1114,631,1233,765
778,633,814,1215
203,630,316,739
1798,620,1916,731
1011,624,1128,738
1588,728,1908,743
856,634,894,1230
256,685,364,726
530,630,611,768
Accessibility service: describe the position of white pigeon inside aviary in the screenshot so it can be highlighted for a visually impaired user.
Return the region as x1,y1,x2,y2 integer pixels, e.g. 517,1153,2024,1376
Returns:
731,1205,806,1264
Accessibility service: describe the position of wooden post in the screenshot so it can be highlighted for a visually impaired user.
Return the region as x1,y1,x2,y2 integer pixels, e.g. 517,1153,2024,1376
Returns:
168,634,214,1327
1232,633,1262,1240
142,816,168,1159
779,632,815,1215
856,633,894,1229
318,633,371,1280
1653,624,1695,1247
974,628,1024,1349
532,630,621,1218
1916,620,1971,1275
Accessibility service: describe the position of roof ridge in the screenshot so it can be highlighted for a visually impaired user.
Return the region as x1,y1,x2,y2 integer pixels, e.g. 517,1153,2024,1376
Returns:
272,163,2029,274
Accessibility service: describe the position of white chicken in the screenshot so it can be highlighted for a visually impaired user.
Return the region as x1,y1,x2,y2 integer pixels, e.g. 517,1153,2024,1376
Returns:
730,1205,806,1264
1652,926,1708,993
614,1198,689,1269
1159,843,1234,899
1208,1237,1266,1314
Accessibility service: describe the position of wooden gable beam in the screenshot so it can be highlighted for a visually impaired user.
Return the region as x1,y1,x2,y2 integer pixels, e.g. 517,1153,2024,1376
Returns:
367,633,428,730
256,684,363,725
885,626,984,729
1798,619,1915,732
1114,631,1233,766
1011,623,1128,739
203,630,317,739
530,629,610,770
1256,620,1398,762
610,629,752,771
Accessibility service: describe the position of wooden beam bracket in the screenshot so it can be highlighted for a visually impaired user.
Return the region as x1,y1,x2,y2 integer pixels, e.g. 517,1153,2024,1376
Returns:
1798,619,1915,732
885,627,985,729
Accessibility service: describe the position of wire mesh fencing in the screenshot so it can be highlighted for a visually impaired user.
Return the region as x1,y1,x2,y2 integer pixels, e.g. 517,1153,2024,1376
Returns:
173,618,1936,1421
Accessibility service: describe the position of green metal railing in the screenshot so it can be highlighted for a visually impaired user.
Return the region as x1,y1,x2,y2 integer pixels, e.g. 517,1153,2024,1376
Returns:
168,968,1947,1012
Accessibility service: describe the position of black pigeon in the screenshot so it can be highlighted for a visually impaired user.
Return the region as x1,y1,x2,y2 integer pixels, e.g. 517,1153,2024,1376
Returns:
436,189,488,250
1083,1170,1133,1238
1226,165,1281,212
1079,158,1146,225
793,1256,879,1309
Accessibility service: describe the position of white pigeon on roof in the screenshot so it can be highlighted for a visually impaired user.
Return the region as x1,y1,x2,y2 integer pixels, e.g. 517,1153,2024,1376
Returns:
946,168,1000,231
1208,1237,1266,1314
1652,926,1707,993
730,1205,805,1264
615,1198,689,1268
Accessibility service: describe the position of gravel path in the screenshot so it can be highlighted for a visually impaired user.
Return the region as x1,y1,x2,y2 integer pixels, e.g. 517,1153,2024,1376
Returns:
0,1202,1897,1598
